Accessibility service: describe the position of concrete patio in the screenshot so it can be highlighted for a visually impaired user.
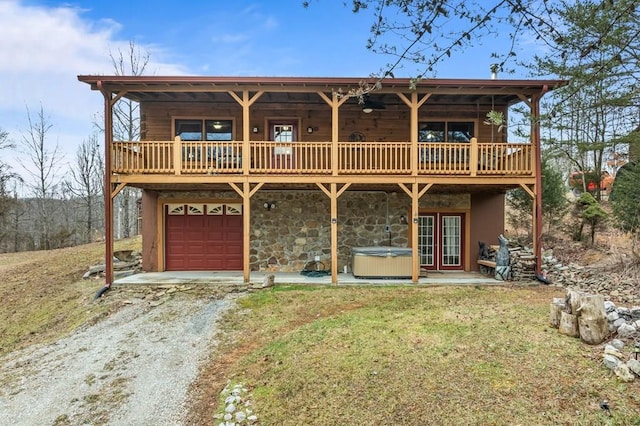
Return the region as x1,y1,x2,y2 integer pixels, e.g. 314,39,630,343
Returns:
113,270,506,287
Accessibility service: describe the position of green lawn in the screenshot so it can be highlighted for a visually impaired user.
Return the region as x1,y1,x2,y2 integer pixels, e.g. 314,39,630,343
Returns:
190,285,640,426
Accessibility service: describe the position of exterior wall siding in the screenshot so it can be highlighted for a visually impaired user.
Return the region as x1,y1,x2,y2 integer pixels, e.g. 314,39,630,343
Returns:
141,190,159,272
470,192,506,271
140,101,505,142
142,190,495,273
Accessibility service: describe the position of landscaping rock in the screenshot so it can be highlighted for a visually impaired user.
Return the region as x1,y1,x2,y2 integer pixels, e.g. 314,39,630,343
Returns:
603,354,621,369
618,307,632,319
83,251,143,279
617,323,637,339
604,345,624,359
627,359,640,377
604,301,617,313
250,274,275,290
613,363,636,382
610,339,625,350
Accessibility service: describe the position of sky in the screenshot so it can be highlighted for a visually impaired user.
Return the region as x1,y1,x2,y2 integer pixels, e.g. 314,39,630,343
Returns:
0,0,542,182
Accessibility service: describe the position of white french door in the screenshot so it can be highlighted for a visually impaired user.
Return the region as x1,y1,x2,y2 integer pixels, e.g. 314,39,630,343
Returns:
418,213,464,271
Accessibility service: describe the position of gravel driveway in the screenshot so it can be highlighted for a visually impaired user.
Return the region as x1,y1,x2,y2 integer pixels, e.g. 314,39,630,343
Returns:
0,288,238,425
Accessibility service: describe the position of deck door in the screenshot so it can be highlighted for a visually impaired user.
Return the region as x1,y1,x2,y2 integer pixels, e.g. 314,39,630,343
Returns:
269,121,297,169
418,213,464,271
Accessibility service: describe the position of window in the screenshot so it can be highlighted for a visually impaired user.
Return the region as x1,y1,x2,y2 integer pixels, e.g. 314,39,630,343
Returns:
175,119,233,141
174,119,236,163
419,121,474,143
273,124,294,142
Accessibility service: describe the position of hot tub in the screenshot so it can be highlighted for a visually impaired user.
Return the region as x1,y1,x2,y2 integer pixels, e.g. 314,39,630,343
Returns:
351,247,412,279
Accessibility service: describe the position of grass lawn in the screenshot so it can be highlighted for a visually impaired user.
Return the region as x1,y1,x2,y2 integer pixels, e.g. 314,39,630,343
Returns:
2,240,639,425
189,284,640,425
0,237,141,357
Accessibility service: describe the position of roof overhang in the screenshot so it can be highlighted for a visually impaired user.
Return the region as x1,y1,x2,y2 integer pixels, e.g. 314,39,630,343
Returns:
77,75,566,107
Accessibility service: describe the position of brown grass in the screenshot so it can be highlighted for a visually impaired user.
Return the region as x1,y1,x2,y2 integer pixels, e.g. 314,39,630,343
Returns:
188,285,640,425
2,237,639,425
0,237,141,356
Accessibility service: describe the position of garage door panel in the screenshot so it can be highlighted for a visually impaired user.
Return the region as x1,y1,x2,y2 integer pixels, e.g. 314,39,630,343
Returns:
226,245,243,256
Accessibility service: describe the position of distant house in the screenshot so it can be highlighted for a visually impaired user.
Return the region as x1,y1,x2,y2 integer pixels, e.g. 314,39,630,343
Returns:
78,76,564,284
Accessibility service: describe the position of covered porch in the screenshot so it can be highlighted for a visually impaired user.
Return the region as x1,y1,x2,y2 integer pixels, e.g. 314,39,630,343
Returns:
76,75,565,287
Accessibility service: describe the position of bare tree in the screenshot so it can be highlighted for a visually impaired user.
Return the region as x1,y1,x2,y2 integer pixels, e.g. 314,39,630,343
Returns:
532,0,640,200
0,128,22,251
19,105,62,250
109,41,149,238
65,134,104,243
304,1,639,98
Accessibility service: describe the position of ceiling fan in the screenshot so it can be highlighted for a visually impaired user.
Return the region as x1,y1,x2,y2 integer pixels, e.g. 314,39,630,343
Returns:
361,95,386,113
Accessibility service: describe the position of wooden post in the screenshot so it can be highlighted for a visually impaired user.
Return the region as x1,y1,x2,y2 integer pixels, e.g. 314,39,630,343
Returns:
412,183,419,283
173,136,182,175
330,183,338,285
531,91,546,275
98,81,114,288
243,181,251,283
469,137,478,176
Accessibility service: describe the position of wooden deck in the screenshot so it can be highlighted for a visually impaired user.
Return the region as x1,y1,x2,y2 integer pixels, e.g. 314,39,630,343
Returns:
112,138,533,178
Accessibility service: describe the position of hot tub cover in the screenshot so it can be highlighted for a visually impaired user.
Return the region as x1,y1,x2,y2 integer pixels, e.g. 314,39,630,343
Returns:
351,247,412,257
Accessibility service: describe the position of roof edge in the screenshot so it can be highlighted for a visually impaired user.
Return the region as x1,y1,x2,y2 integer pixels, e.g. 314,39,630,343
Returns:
77,75,567,89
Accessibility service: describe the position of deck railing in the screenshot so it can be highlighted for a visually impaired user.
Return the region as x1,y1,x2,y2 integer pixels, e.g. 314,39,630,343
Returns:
111,138,533,177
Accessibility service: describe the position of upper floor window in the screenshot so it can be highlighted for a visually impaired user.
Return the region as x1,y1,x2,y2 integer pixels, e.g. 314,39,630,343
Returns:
175,119,233,141
419,121,474,143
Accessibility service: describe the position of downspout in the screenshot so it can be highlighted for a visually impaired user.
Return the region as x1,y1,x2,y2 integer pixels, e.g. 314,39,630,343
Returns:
533,85,549,278
95,80,114,298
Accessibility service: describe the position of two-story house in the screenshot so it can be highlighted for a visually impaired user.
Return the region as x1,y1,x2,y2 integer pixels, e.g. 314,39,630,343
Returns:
78,76,563,285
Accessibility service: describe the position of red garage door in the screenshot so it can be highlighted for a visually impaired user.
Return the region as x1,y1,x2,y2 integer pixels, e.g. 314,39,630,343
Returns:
165,203,243,271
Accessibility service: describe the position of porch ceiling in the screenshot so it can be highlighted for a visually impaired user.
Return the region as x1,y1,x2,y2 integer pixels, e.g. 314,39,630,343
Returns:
78,75,566,107
127,182,520,194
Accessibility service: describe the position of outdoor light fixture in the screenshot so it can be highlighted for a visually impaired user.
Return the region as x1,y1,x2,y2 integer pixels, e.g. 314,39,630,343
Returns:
362,106,373,114
252,126,259,133
400,215,407,225
263,202,276,210
307,126,314,134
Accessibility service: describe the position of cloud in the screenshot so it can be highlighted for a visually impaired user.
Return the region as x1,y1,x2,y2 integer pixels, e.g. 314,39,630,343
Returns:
212,33,250,44
0,0,187,166
0,2,118,74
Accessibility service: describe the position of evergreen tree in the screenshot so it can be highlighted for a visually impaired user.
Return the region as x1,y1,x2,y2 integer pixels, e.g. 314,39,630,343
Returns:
533,0,639,200
611,161,640,259
571,192,607,244
506,158,567,236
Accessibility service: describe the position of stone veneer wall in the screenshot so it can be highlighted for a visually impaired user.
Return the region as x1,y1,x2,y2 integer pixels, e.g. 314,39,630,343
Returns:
159,191,469,273
252,191,411,272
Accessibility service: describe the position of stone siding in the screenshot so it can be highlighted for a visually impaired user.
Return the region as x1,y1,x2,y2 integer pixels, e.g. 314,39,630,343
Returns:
157,191,470,272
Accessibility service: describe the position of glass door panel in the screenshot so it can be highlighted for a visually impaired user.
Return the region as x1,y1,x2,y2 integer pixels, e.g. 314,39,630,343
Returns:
270,121,297,169
441,215,461,267
418,213,464,271
418,215,435,268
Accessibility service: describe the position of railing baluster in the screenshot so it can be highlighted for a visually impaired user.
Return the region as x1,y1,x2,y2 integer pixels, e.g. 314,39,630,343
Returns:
110,140,532,176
